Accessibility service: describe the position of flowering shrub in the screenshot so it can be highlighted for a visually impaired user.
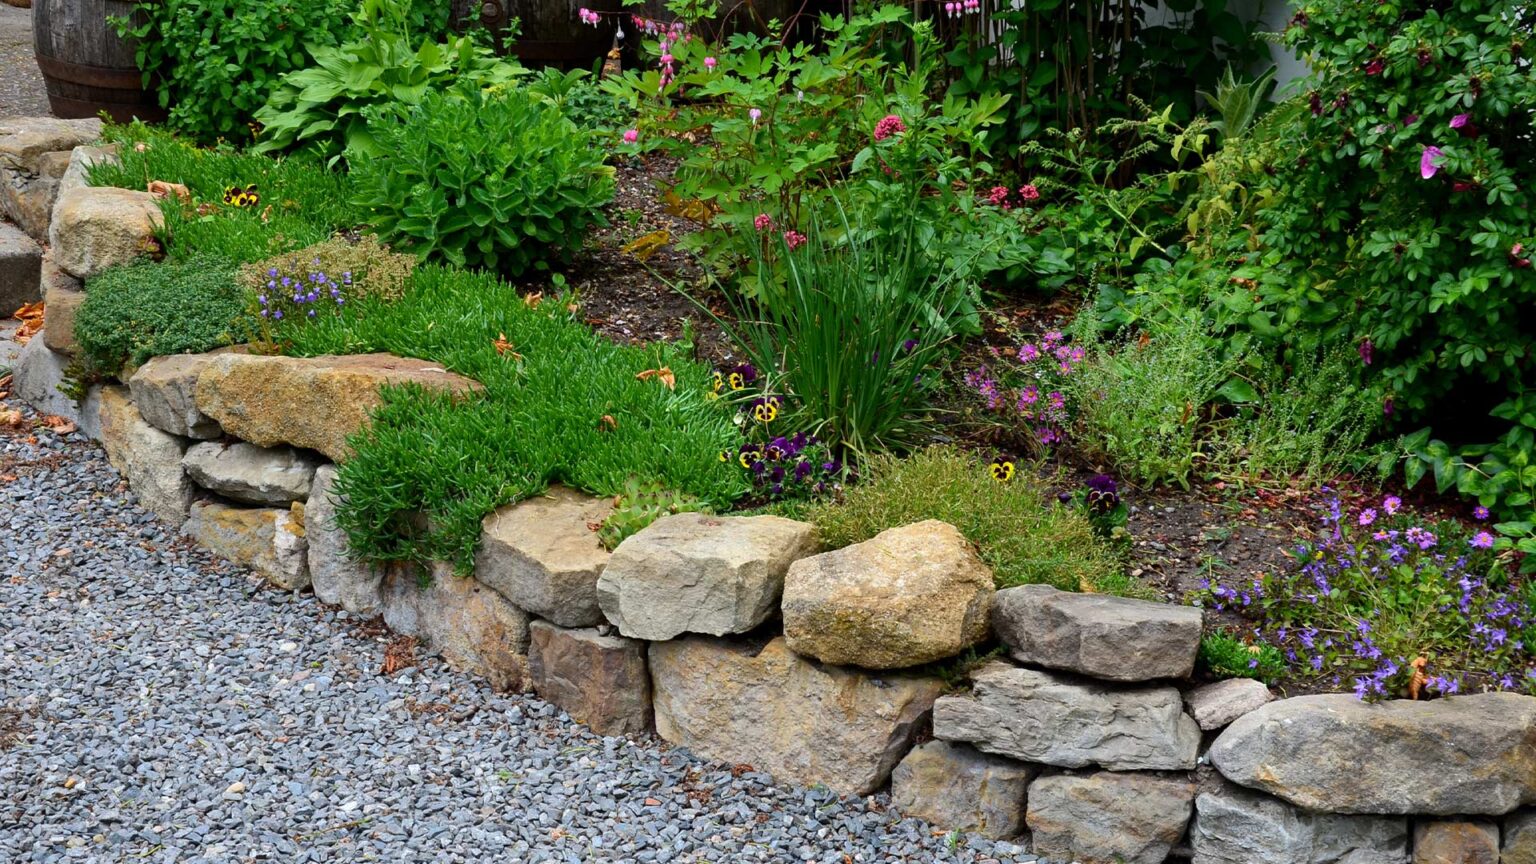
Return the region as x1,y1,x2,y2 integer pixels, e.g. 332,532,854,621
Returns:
1199,495,1535,699
237,235,416,307
350,84,614,276
965,328,1084,452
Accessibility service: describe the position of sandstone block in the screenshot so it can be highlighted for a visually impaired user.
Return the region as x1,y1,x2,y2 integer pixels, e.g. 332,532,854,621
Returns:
890,740,1033,839
528,620,651,737
992,583,1202,681
477,487,614,628
1026,771,1196,864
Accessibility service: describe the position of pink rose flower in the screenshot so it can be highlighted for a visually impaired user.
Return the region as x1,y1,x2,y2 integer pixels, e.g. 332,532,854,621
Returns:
1420,146,1445,179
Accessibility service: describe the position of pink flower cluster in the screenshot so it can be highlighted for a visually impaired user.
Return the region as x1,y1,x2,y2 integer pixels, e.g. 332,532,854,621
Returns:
578,7,600,25
753,213,773,232
985,183,1041,209
943,0,981,16
873,114,906,141
630,15,690,91
784,230,808,250
967,330,1081,447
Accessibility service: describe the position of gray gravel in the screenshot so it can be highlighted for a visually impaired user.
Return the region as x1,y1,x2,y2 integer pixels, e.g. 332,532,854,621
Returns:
0,407,1045,863
0,3,51,119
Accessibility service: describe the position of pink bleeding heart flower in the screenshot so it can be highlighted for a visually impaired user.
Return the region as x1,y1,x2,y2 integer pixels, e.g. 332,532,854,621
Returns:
622,129,638,143
1420,145,1445,179
704,56,717,70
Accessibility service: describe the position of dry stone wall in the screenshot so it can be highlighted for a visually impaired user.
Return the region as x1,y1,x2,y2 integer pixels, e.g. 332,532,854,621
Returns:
13,125,1536,864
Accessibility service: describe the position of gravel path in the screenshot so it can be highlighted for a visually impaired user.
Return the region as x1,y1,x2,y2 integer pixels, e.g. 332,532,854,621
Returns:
0,3,51,119
0,409,1043,863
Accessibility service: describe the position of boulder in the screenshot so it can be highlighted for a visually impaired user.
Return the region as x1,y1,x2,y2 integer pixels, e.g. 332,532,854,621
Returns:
54,145,119,203
0,117,102,240
1208,693,1536,815
1184,678,1273,731
476,487,614,628
1413,822,1498,864
1026,772,1197,864
0,220,42,313
1504,810,1536,864
48,186,163,280
381,562,530,692
597,513,818,641
1190,783,1409,864
782,520,993,669
890,740,1033,839
305,464,383,616
992,583,1202,681
97,386,193,525
126,352,226,439
193,352,483,462
649,636,942,796
182,440,320,505
9,336,103,439
932,661,1199,771
40,256,84,357
527,620,651,737
182,500,310,590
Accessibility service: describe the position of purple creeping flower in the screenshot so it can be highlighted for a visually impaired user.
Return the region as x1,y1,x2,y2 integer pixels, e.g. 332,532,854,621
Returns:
1359,508,1377,526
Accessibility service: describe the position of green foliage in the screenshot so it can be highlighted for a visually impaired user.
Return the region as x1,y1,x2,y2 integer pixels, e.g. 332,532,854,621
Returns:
527,68,634,132
1197,631,1286,683
90,124,361,265
350,84,615,276
285,266,746,571
111,0,358,143
800,447,1141,597
252,0,526,163
75,257,248,374
1197,65,1277,141
691,199,977,458
943,0,1267,154
1199,495,1532,699
597,477,710,550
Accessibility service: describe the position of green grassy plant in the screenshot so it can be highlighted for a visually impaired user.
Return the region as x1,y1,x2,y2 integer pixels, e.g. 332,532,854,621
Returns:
75,256,249,374
282,266,746,570
798,447,1145,597
1197,630,1285,684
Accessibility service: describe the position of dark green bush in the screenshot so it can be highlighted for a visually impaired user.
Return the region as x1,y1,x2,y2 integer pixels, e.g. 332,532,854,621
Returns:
76,257,248,373
349,84,614,276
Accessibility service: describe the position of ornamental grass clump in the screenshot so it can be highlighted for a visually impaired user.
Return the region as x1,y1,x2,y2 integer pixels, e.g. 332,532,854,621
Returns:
1199,496,1534,700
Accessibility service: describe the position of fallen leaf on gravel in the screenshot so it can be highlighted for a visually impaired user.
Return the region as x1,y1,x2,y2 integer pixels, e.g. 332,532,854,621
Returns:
39,415,76,435
381,634,418,676
0,407,22,428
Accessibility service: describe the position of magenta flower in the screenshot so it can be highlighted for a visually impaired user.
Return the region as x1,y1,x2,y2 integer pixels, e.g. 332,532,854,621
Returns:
622,129,638,143
704,56,717,70
1383,495,1402,515
783,230,807,250
1359,509,1377,526
1018,184,1041,201
1420,146,1446,179
1358,338,1373,366
753,213,772,232
1450,113,1470,129
1473,505,1491,520
987,185,1010,208
873,114,906,141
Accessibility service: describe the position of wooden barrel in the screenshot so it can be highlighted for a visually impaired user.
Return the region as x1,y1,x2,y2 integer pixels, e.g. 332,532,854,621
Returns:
33,0,165,123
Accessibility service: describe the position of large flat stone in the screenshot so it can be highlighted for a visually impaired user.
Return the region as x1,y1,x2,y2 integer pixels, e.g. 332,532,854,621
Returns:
0,117,102,240
528,620,651,737
1414,821,1498,864
9,335,102,439
305,464,383,616
597,513,818,641
782,520,993,669
992,583,1202,681
1208,693,1536,815
0,117,102,169
381,562,530,692
477,487,614,628
182,440,320,505
1190,783,1409,864
127,353,226,439
97,386,193,526
1184,678,1273,731
49,186,163,280
932,661,1199,771
40,256,84,357
0,220,42,313
182,500,310,590
1026,772,1196,864
890,740,1033,839
649,636,942,796
194,352,482,462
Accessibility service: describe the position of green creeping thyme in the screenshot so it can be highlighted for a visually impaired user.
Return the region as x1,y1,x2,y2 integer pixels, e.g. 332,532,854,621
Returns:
76,257,249,374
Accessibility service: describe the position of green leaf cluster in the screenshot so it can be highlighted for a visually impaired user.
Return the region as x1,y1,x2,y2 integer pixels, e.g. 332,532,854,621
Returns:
75,256,249,375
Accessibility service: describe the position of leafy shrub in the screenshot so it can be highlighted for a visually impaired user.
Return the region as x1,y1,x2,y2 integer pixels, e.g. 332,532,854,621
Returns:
1197,631,1285,684
237,235,416,305
350,85,614,276
597,477,710,550
286,266,746,570
1200,495,1532,699
253,0,525,163
800,447,1141,597
90,124,361,265
76,257,247,374
112,0,358,143
528,68,633,132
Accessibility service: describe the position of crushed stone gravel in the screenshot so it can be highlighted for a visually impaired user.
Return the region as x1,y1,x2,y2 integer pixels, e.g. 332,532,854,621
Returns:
0,4,50,119
0,405,1048,863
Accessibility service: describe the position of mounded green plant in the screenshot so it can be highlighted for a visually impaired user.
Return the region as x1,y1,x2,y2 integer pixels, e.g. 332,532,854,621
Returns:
75,257,248,374
798,447,1142,597
597,477,710,550
237,234,417,305
252,0,525,162
282,266,746,570
1197,630,1285,684
349,84,615,276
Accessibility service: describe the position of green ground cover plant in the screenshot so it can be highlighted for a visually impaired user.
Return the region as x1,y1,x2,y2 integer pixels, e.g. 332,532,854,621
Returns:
1197,630,1286,683
350,84,614,276
90,124,361,265
797,447,1143,597
278,266,746,570
75,256,247,374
